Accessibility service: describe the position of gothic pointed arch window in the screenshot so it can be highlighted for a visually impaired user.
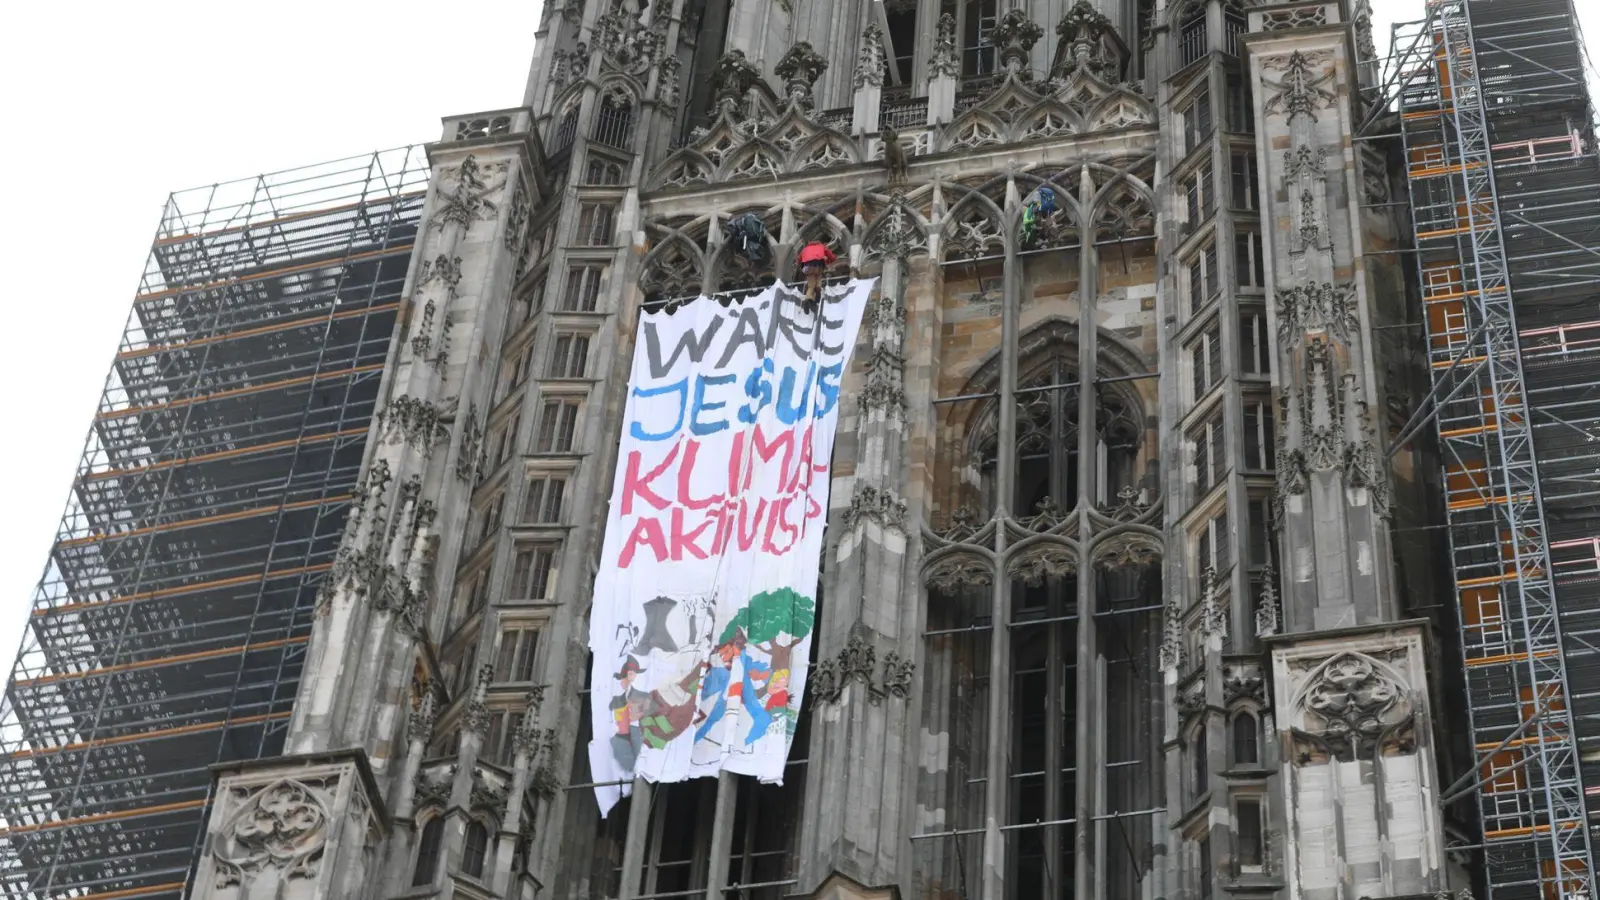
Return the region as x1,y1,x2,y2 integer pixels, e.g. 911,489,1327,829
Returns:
462,819,491,878
1231,711,1259,765
594,86,637,150
961,0,999,78
412,815,445,886
1177,0,1209,69
920,326,1160,900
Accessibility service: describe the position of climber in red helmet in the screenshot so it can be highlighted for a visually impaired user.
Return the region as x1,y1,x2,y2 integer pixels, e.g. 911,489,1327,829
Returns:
797,241,837,310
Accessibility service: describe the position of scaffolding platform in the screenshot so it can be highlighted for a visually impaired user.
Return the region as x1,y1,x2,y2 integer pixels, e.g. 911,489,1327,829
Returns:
1395,0,1600,897
0,148,429,900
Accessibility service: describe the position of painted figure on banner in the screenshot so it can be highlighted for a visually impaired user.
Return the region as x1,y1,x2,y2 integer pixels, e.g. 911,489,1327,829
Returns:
587,279,875,815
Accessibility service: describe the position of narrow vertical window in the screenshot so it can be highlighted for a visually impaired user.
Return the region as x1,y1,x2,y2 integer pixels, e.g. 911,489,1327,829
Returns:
1239,311,1270,375
1230,150,1259,209
524,474,567,523
412,818,445,885
536,400,582,453
962,0,999,76
563,265,604,311
1235,231,1266,289
1242,400,1275,470
1237,798,1264,867
548,333,591,378
886,3,917,84
1232,714,1260,767
576,203,616,247
1192,728,1209,800
462,821,490,878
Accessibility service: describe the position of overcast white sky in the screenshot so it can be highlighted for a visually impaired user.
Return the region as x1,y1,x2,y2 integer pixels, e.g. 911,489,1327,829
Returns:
0,1,1592,670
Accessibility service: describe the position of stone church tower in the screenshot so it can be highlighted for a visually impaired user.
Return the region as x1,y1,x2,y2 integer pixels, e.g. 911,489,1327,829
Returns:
181,1,1466,899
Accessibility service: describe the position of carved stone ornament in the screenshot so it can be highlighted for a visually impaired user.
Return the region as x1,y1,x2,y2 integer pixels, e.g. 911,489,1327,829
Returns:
1254,561,1280,638
1296,338,1344,474
1199,567,1227,643
809,658,843,703
842,483,909,532
861,354,907,418
1158,595,1187,675
434,155,507,232
1092,531,1163,570
924,552,994,592
811,631,878,704
1175,681,1206,719
409,691,439,744
455,404,484,482
881,651,915,699
1053,0,1120,82
1275,280,1354,347
1007,543,1076,585
1353,0,1378,61
657,54,683,112
775,41,829,107
1262,50,1335,122
1103,485,1141,521
939,505,983,542
927,13,961,80
212,779,329,888
415,765,456,811
504,185,530,253
463,663,495,736
854,24,888,91
1223,664,1266,706
597,7,664,77
512,688,550,758
1294,652,1415,762
713,49,763,107
992,9,1045,76
1024,495,1066,531
418,253,464,290
381,395,450,451
865,193,925,261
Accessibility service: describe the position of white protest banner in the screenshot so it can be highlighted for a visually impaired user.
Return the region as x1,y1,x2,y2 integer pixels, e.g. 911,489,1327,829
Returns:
586,278,875,814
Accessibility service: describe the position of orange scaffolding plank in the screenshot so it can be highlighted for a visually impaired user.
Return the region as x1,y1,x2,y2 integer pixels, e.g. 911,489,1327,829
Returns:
0,799,207,837
95,363,385,422
35,562,333,618
73,882,188,900
12,636,309,689
1466,649,1562,669
57,495,350,549
133,245,412,305
6,711,293,761
118,302,399,361
82,427,368,482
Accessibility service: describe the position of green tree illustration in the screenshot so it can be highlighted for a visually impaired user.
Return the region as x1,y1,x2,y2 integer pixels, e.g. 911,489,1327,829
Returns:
720,588,815,675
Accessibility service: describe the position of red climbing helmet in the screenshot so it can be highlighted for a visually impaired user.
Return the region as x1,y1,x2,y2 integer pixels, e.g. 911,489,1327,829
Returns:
797,242,836,267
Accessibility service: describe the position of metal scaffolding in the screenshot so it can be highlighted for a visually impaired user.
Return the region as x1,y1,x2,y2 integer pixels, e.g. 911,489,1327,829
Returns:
1393,0,1600,897
0,148,429,900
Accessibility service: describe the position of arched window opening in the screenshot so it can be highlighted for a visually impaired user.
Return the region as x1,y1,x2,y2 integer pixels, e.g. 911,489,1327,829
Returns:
1222,2,1247,56
1231,712,1259,766
462,820,490,879
594,92,637,150
1178,1,1208,68
885,0,918,85
975,355,1144,520
550,100,581,158
585,156,626,185
962,0,998,78
412,816,445,886
1190,726,1209,802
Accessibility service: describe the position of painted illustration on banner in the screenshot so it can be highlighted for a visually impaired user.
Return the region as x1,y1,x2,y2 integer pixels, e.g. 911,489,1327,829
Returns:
587,278,875,815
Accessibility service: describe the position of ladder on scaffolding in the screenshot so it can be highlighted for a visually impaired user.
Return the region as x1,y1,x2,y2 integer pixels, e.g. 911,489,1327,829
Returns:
1396,1,1594,897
